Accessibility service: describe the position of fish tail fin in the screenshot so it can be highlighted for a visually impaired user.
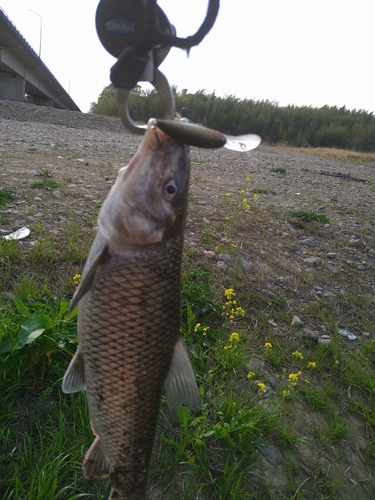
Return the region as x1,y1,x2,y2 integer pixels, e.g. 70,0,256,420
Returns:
165,336,201,423
82,436,110,480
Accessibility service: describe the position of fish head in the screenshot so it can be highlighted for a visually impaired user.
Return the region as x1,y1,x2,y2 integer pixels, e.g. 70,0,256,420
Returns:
99,118,190,249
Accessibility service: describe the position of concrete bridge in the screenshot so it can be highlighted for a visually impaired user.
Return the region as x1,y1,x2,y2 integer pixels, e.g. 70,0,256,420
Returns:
0,8,80,111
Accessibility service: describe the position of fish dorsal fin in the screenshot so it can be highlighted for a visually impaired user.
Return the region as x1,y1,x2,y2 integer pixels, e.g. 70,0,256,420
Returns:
68,233,110,315
82,436,111,480
61,347,85,393
165,336,201,417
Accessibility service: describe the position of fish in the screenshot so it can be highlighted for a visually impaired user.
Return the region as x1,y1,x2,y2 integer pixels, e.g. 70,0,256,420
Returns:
62,117,211,499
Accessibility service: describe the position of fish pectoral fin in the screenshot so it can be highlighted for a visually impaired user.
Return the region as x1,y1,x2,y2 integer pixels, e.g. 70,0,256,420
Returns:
165,336,201,414
61,347,85,393
68,235,110,314
82,436,111,480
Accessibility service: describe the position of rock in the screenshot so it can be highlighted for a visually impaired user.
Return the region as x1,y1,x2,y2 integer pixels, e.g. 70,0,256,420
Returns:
225,267,235,276
84,194,95,200
261,390,275,399
349,239,366,248
323,292,336,302
52,190,62,198
216,260,227,270
301,238,317,247
216,253,231,262
245,356,264,374
356,264,367,271
75,210,84,216
362,332,371,338
326,252,337,258
34,196,42,201
303,257,321,266
267,277,276,284
286,223,294,230
291,315,304,327
238,257,251,272
303,328,320,341
203,250,216,258
266,374,278,389
318,334,331,345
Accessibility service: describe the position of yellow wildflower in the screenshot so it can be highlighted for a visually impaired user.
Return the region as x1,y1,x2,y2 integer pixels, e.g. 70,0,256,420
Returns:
229,332,240,342
292,351,304,360
235,307,245,316
245,176,251,181
288,372,301,386
225,216,230,220
72,273,81,285
223,345,232,350
194,323,201,332
264,342,273,350
257,382,266,389
202,327,208,336
242,198,248,204
247,371,256,379
225,192,231,197
282,390,290,398
245,205,251,210
240,189,246,195
224,288,236,299
253,193,259,199
307,361,316,369
304,379,310,384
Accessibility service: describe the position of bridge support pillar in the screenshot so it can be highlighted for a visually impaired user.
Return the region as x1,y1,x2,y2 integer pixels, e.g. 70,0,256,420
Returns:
0,72,25,101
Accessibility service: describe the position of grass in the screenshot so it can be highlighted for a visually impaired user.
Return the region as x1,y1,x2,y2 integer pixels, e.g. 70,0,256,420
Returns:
271,167,286,174
1,154,375,499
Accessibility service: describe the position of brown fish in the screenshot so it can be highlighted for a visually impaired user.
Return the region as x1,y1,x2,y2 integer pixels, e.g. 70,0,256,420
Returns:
62,118,209,499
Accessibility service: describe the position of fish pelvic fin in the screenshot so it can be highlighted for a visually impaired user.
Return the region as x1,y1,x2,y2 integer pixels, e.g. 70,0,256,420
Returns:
68,235,110,315
61,347,85,393
82,436,111,480
165,336,201,419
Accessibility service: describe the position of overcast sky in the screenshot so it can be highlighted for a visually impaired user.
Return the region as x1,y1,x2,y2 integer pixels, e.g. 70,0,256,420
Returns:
1,0,374,114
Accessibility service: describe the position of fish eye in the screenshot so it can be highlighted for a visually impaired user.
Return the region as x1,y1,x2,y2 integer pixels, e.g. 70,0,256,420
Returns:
163,180,178,200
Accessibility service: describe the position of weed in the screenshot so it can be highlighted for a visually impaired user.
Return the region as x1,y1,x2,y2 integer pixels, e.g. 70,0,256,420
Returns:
271,167,286,174
31,180,59,190
31,169,59,190
289,209,329,223
0,189,14,208
199,231,216,245
252,188,277,195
